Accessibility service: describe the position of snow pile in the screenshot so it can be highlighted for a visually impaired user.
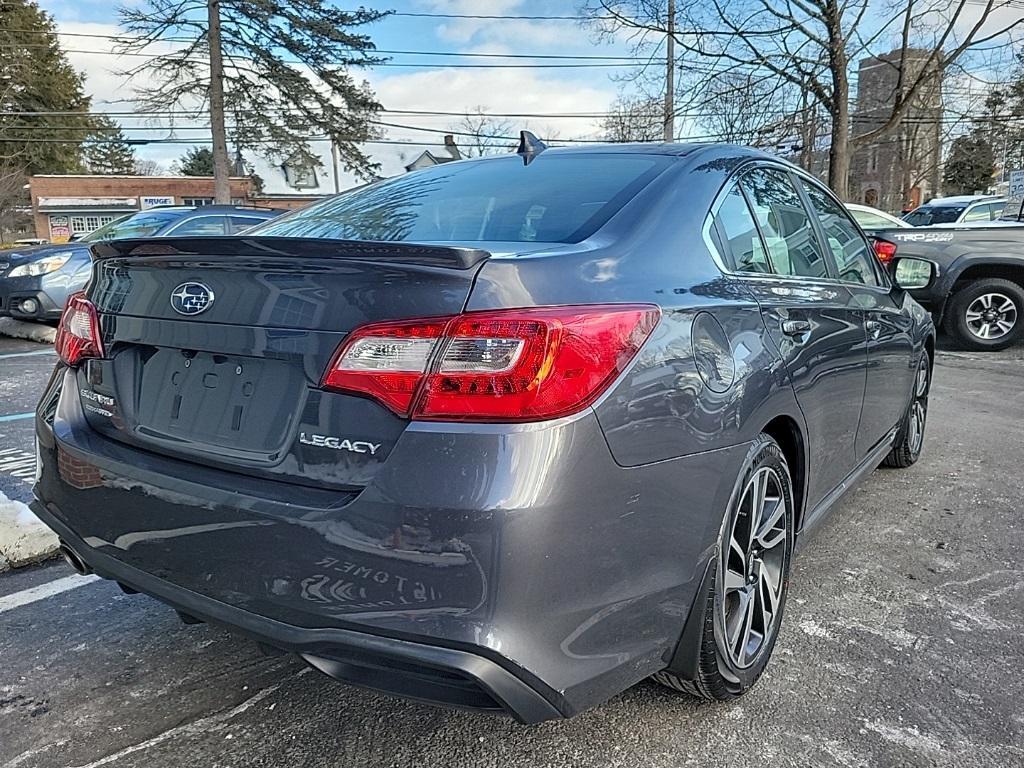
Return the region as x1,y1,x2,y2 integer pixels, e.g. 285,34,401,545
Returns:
0,317,56,344
0,490,59,571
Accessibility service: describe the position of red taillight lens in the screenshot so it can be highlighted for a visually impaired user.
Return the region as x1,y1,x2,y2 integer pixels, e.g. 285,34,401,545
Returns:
55,292,104,366
323,305,660,422
873,239,897,264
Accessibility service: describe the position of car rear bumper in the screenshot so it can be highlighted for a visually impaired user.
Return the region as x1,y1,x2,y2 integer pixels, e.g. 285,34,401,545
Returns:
34,365,748,719
29,501,562,722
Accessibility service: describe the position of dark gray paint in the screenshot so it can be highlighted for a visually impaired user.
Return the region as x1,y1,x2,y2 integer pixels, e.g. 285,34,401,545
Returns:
32,144,934,722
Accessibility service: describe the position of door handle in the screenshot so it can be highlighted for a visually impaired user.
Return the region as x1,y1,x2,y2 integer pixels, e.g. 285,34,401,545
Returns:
866,319,882,338
781,319,812,337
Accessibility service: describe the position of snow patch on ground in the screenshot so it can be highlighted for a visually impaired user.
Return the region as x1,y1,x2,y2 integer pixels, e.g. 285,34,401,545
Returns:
0,317,56,344
0,490,58,571
797,618,833,639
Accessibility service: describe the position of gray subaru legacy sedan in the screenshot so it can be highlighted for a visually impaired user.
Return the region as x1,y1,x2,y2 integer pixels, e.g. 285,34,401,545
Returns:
33,139,936,723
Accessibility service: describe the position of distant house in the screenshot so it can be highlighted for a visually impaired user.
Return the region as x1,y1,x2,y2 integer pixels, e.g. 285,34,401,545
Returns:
404,135,462,172
243,143,335,209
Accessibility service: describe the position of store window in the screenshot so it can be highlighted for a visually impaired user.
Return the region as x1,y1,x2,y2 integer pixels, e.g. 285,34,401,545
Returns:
69,215,119,235
183,197,215,207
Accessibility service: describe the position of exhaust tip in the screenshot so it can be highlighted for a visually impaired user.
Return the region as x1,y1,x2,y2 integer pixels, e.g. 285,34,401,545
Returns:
58,543,91,576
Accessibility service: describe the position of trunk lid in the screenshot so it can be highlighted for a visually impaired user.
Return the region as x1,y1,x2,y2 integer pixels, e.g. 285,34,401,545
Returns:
79,236,490,489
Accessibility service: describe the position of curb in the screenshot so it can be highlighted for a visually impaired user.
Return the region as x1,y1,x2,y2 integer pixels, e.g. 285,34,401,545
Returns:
0,492,59,571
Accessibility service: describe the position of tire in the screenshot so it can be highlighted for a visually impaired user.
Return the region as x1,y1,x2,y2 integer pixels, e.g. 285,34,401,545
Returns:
652,434,794,700
882,351,930,469
944,278,1024,351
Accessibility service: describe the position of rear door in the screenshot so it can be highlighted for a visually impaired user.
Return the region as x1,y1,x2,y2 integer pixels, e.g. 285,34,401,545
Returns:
713,166,868,510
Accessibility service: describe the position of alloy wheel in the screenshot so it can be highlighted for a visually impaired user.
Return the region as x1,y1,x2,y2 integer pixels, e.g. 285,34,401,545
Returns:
716,466,789,670
965,293,1018,340
908,356,929,455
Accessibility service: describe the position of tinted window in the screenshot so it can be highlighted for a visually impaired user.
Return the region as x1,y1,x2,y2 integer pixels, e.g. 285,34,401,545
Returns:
740,168,828,279
713,184,772,273
903,206,965,226
801,182,879,286
167,216,228,236
229,216,267,234
987,202,1005,219
82,212,182,241
249,154,669,244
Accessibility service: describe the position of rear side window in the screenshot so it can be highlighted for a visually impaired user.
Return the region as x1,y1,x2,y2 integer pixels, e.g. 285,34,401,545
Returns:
229,216,267,234
248,154,669,244
801,182,880,286
739,168,828,279
712,185,772,273
166,216,228,236
962,205,991,223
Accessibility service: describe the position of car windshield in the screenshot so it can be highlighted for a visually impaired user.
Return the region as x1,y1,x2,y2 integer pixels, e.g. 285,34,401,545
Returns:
850,209,899,229
82,211,182,241
902,206,966,226
248,154,670,244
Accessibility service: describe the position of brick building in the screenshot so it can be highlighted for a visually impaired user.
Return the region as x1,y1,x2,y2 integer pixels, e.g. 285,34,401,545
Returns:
28,175,255,242
849,49,944,213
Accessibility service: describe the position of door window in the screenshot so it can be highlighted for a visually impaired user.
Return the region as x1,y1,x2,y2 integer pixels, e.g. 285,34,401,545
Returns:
962,205,992,223
739,168,829,279
228,216,266,234
166,216,228,236
801,182,881,286
711,184,773,273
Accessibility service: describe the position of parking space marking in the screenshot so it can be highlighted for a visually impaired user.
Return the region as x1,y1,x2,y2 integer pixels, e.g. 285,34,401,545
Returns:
0,574,101,614
65,669,310,768
0,412,34,423
0,447,36,482
0,349,55,359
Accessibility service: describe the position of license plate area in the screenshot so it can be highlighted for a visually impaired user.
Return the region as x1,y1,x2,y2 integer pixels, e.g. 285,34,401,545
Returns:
127,347,303,459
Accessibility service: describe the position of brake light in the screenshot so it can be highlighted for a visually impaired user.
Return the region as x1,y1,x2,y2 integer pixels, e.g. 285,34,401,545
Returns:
323,305,660,422
873,239,897,264
55,292,104,366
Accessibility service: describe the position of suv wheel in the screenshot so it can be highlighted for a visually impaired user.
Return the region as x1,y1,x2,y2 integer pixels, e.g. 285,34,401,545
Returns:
882,352,930,468
653,434,794,700
945,278,1024,351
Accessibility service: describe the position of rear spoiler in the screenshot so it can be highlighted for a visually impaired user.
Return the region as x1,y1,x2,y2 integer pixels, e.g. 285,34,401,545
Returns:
89,236,492,270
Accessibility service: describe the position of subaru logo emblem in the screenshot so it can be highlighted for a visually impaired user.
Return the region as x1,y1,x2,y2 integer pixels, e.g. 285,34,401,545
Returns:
170,282,215,316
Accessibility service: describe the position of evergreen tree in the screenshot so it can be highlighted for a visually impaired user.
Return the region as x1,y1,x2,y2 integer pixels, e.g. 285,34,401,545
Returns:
174,147,215,176
83,116,137,175
943,132,995,196
119,0,388,199
0,0,94,175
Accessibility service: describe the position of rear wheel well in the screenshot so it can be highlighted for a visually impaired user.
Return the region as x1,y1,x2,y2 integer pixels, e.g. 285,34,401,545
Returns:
762,416,806,531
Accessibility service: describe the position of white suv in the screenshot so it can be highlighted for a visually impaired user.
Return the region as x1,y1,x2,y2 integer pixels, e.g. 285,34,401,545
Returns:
902,195,1007,226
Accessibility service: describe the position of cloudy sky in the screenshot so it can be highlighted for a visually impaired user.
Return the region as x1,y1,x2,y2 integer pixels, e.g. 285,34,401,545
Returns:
40,0,643,186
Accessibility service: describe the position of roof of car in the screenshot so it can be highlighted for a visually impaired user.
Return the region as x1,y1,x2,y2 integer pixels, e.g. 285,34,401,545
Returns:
145,205,283,214
918,195,1005,206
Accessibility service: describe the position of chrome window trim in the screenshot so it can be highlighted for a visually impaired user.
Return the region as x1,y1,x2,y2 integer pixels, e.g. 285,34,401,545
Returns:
704,160,893,295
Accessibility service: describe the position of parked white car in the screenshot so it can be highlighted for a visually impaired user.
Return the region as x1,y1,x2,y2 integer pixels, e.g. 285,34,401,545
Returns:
845,203,911,230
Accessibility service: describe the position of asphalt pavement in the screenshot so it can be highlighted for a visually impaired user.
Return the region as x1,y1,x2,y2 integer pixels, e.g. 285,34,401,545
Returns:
1,333,1022,768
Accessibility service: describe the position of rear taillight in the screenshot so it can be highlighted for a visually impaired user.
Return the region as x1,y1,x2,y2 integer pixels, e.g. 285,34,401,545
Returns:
873,239,897,264
55,292,104,366
323,305,660,422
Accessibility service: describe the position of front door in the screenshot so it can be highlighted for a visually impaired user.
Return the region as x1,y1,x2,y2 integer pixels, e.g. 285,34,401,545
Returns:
796,179,917,455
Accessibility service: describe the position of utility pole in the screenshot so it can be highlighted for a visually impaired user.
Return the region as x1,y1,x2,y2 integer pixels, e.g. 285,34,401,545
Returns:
207,0,231,204
663,0,675,143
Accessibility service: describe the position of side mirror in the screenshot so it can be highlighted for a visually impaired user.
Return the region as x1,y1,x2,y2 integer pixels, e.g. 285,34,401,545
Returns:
889,256,937,290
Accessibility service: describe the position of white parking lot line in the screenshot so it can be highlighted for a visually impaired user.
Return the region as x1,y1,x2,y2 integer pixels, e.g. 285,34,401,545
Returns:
0,349,56,359
0,573,101,614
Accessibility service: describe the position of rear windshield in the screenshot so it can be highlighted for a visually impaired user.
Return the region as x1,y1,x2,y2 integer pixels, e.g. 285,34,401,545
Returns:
902,206,965,226
249,154,670,244
83,211,181,241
